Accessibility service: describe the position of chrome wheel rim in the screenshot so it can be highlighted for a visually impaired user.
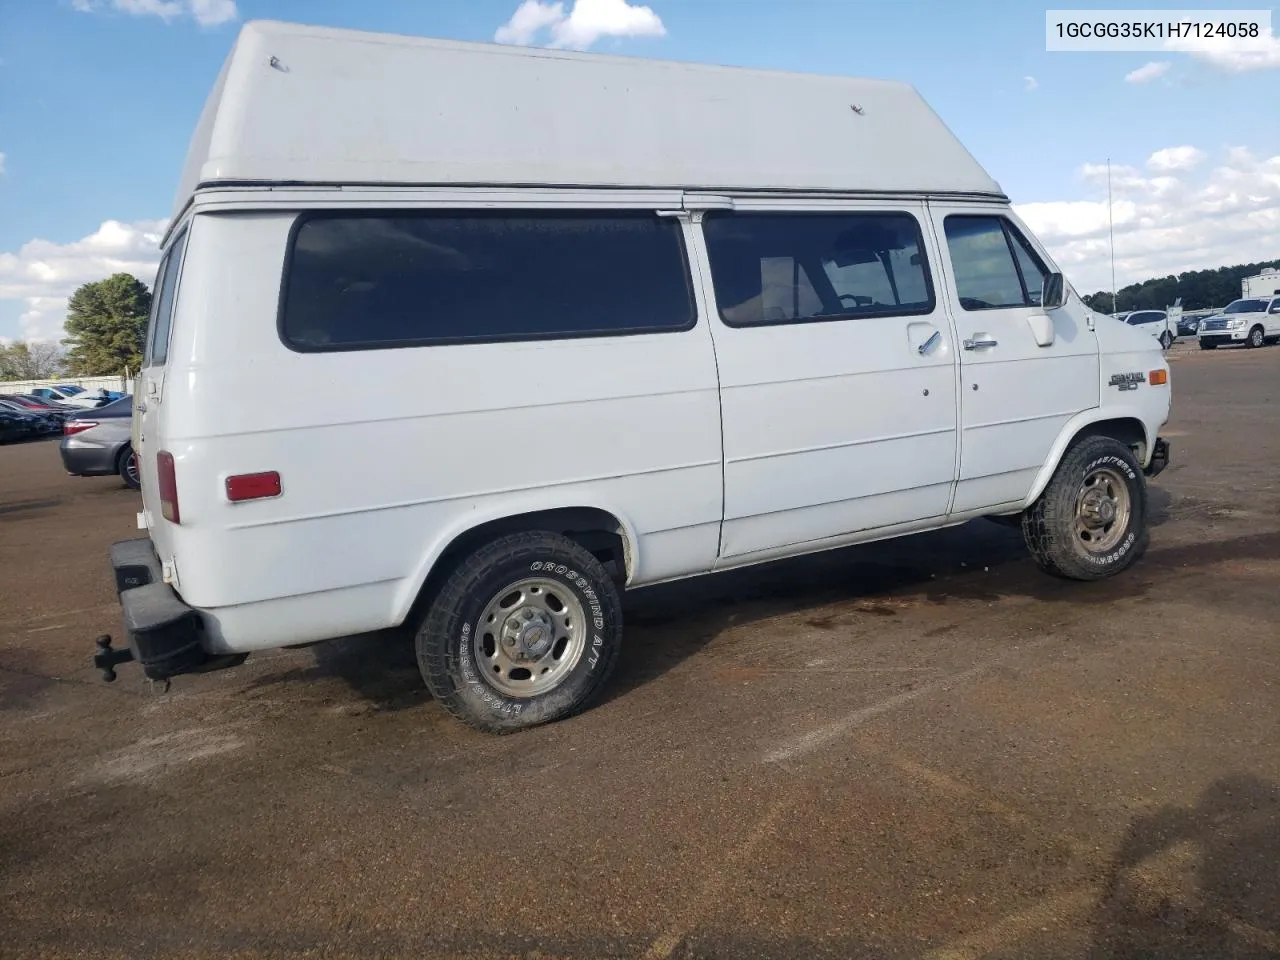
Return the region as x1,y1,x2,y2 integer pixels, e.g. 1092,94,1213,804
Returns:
1250,328,1263,347
124,450,140,486
473,577,586,697
1074,466,1132,554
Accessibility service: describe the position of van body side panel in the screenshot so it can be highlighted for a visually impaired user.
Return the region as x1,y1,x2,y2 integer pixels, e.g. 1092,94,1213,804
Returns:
157,211,723,648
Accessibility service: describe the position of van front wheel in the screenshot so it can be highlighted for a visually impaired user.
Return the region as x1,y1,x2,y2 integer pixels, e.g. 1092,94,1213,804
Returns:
1022,436,1148,581
415,531,622,733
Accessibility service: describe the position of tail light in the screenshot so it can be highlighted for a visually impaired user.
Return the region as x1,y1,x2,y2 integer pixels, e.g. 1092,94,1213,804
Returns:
156,450,180,524
63,420,98,436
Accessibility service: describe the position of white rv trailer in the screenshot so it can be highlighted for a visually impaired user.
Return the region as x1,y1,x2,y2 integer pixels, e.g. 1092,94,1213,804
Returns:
97,20,1172,732
1242,268,1280,298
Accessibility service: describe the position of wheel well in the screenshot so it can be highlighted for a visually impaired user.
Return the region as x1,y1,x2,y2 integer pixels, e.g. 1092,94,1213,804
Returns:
1072,417,1147,463
406,508,630,625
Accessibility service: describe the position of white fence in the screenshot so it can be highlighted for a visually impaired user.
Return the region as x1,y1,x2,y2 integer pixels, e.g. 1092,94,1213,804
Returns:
0,375,136,397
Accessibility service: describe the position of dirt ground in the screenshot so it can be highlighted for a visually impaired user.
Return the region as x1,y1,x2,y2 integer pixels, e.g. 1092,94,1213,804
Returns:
2,342,1278,960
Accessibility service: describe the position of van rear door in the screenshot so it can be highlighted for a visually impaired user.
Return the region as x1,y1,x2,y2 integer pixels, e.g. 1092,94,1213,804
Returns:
135,226,189,544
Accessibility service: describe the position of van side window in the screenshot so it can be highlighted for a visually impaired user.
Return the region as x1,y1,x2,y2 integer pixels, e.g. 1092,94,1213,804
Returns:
702,212,935,326
279,212,695,350
145,228,189,368
943,215,1048,311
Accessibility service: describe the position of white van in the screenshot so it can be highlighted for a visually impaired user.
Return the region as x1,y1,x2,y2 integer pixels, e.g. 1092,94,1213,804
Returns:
96,21,1173,732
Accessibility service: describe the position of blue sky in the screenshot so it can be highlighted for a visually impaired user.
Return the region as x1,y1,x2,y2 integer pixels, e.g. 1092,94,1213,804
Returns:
1,0,1278,341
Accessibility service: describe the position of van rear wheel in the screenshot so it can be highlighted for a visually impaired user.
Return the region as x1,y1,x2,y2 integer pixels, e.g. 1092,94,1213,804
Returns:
1021,436,1148,581
415,531,622,733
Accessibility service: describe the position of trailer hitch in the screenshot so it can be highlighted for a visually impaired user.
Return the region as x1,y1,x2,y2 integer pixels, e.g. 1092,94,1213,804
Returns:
93,634,134,682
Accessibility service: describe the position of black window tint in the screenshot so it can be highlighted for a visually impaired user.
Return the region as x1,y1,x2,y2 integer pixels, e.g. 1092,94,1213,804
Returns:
146,229,188,367
944,215,1046,311
279,212,694,350
702,212,934,326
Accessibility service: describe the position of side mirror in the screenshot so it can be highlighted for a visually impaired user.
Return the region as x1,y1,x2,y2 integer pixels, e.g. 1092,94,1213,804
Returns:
1041,272,1065,309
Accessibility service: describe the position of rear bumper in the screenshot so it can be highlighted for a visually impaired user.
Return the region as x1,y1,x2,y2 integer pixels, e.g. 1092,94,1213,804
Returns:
60,436,124,477
96,538,245,682
1145,437,1170,479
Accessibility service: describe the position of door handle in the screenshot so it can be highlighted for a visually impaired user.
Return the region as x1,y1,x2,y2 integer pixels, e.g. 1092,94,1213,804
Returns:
918,330,942,355
963,338,999,350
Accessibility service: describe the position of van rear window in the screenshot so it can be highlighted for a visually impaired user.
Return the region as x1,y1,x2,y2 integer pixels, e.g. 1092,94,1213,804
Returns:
279,212,696,350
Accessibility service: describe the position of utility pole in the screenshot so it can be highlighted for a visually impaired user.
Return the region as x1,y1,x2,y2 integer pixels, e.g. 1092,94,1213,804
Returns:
1108,158,1118,314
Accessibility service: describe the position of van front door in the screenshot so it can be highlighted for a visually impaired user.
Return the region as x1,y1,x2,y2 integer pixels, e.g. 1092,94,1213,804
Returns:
926,205,1099,514
699,203,959,561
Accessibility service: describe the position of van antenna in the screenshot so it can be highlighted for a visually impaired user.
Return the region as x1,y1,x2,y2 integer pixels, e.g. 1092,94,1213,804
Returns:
1107,158,1117,314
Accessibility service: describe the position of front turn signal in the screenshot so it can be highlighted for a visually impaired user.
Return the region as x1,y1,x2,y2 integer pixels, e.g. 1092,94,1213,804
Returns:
1149,369,1168,386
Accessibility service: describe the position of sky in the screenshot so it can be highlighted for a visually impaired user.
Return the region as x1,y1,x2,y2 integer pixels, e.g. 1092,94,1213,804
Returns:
1,0,1278,342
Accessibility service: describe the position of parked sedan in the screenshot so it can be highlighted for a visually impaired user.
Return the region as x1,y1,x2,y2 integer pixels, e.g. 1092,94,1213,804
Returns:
58,396,139,489
0,398,60,436
7,394,72,416
0,409,36,443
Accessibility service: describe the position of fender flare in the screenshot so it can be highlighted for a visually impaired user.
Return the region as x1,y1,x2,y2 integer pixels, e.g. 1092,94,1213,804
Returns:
1022,407,1155,508
390,492,642,625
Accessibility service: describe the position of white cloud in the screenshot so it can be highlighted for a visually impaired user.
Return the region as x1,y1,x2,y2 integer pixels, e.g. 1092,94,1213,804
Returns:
494,1,566,45
1164,28,1280,71
495,0,666,51
1125,61,1170,83
1023,76,1038,92
0,219,166,342
1147,145,1206,173
1015,146,1280,293
73,0,238,27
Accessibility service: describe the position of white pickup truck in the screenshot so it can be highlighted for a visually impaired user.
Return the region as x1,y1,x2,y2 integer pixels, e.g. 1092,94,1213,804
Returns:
1198,296,1280,349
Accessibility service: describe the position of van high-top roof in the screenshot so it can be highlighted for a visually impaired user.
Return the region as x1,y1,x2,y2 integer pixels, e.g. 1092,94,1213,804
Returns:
173,20,1005,225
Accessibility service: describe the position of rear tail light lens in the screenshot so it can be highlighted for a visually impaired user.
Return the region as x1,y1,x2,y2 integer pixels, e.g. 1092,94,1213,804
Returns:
63,420,98,436
156,450,180,524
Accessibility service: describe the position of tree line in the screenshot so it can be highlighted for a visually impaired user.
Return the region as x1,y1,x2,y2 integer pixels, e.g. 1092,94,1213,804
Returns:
1,273,152,381
1081,258,1280,314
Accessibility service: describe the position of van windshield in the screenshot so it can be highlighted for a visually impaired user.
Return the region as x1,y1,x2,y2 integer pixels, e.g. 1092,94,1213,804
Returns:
1225,299,1266,313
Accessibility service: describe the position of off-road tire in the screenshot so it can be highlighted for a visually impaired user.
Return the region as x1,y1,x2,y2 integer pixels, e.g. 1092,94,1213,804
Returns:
416,531,623,734
1022,436,1149,581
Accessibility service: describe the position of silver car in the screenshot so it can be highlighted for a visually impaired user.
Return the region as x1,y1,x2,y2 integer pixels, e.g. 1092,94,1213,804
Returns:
58,396,139,489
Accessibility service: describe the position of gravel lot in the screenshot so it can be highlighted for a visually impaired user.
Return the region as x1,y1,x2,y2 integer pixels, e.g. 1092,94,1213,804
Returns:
2,342,1278,959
